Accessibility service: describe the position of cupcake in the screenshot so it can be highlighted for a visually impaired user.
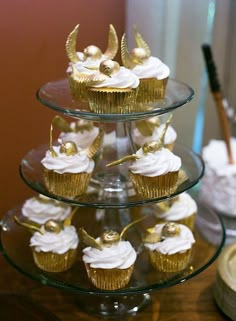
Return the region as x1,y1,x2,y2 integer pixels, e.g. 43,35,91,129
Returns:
121,28,170,103
107,115,181,198
66,24,118,101
143,222,195,272
79,227,137,290
54,115,100,150
41,121,103,198
22,194,72,226
86,59,140,114
154,192,197,231
132,116,177,151
14,217,79,272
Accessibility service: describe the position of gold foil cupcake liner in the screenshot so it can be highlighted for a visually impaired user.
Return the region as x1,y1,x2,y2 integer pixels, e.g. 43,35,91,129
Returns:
85,263,134,290
136,77,169,103
68,76,89,102
32,248,77,272
43,169,91,198
87,88,138,114
129,171,179,198
148,249,192,272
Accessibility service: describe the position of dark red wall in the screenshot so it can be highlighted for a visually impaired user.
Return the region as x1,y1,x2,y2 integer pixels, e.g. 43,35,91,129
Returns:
0,0,125,215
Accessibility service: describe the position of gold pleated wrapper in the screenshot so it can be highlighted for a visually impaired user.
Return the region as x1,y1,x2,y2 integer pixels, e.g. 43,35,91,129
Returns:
43,168,91,198
68,75,89,102
148,249,192,272
129,171,179,198
87,87,138,114
32,248,77,272
136,77,169,103
155,213,196,231
85,263,134,290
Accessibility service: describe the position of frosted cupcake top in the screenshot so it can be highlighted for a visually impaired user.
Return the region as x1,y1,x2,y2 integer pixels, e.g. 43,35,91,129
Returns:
133,119,177,147
131,56,170,80
155,193,197,220
121,29,170,80
144,223,195,255
87,60,140,89
82,238,137,269
41,145,94,174
59,120,99,149
66,24,118,73
30,225,79,254
129,147,181,177
22,194,71,225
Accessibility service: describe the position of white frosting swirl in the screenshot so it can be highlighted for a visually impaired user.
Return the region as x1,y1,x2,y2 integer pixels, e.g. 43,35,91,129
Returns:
132,56,170,80
155,193,197,220
129,147,181,177
59,121,99,149
22,194,71,224
30,226,79,254
144,223,195,254
41,146,94,174
132,124,177,147
82,239,137,269
66,52,107,74
200,138,236,216
89,66,140,89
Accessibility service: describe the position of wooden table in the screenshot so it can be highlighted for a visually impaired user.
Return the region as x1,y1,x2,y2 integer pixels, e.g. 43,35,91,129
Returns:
0,253,231,321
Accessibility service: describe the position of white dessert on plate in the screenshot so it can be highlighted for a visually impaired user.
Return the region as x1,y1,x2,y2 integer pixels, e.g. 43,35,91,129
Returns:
200,138,236,216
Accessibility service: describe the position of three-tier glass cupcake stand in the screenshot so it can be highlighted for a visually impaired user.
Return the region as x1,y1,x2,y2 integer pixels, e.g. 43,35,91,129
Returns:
0,78,225,319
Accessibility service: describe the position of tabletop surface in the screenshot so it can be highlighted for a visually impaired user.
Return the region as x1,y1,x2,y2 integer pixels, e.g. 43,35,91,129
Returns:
0,251,231,321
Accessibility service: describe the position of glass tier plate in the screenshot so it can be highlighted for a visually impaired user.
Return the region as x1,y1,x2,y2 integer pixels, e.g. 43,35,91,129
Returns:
36,78,194,122
19,143,204,209
0,202,225,296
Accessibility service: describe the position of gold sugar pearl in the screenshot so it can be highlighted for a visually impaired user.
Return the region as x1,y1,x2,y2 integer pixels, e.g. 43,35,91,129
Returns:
83,45,102,60
101,230,120,247
142,141,162,154
161,222,181,238
130,47,149,63
59,141,78,156
44,220,63,234
99,59,120,77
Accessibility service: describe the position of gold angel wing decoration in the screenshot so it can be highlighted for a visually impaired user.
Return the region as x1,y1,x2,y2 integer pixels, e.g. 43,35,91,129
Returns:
49,124,58,158
103,24,118,59
86,128,104,159
106,154,139,168
134,26,151,58
65,24,80,63
121,33,136,69
52,115,71,133
64,207,79,226
78,228,103,250
14,216,43,234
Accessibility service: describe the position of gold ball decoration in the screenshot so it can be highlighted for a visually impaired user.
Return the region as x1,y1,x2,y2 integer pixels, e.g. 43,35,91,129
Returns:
161,222,181,238
83,45,102,60
59,141,78,156
99,59,120,76
101,230,120,246
130,47,149,63
44,220,63,234
142,141,161,154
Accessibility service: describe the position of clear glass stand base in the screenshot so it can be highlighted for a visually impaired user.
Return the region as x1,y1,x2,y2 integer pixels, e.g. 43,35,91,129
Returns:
75,292,151,319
